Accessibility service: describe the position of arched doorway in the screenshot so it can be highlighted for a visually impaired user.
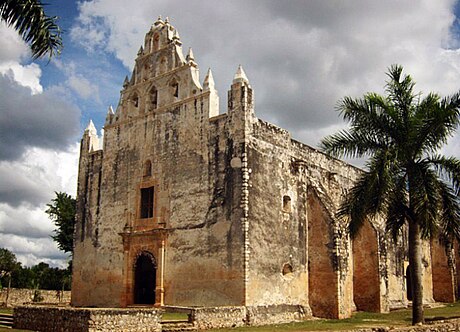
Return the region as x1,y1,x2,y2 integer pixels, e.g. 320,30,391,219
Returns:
134,252,156,304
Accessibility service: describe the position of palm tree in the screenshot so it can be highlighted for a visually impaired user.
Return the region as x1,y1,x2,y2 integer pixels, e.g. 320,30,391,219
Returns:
320,65,460,325
0,0,62,59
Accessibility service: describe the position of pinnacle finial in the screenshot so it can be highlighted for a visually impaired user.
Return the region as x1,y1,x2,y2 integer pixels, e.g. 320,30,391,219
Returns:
165,16,169,24
173,29,180,40
186,47,195,61
233,65,249,84
204,68,215,90
85,119,97,133
105,106,115,124
154,15,164,27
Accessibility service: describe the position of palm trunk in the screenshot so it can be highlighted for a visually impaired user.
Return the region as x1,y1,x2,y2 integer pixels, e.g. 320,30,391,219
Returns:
408,219,424,325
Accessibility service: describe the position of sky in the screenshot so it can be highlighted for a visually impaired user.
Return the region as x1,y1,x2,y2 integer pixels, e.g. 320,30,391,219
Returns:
2,0,460,268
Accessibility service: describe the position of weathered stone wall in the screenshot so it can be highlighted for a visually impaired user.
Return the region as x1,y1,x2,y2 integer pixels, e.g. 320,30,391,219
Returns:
14,306,161,332
191,306,247,329
0,288,70,307
246,119,364,318
245,123,310,308
73,18,246,308
190,305,311,329
431,238,456,303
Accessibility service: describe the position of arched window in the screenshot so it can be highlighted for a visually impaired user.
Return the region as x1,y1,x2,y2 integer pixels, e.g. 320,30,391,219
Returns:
282,263,293,275
153,34,159,50
150,86,158,109
283,195,291,213
170,80,179,99
132,93,139,108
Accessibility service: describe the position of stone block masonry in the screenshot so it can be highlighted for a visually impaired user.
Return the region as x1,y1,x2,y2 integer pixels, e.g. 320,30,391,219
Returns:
0,288,70,307
14,306,162,332
190,305,311,329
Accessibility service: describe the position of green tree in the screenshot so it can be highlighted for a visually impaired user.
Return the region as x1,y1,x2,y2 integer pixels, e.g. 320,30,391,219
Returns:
0,248,19,276
320,65,460,325
0,248,21,305
45,192,76,254
0,0,62,58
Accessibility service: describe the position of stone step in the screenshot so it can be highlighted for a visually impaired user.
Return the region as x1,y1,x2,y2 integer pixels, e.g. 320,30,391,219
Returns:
161,320,196,332
0,313,13,328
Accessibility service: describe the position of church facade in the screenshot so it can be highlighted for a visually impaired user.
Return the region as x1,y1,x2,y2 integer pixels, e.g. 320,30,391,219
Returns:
72,17,459,319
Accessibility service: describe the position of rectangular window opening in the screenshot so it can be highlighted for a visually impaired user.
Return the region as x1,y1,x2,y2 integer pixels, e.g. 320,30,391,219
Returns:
140,187,154,219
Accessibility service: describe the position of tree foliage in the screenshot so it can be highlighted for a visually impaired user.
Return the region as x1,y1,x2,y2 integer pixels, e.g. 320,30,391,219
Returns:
45,192,76,254
0,248,20,274
0,249,71,290
0,0,62,59
320,65,460,325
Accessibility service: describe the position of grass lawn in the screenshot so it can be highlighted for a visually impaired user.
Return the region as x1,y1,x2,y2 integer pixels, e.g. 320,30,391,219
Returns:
162,312,189,321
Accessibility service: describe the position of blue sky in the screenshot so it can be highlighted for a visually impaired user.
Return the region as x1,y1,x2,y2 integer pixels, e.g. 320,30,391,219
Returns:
2,0,460,267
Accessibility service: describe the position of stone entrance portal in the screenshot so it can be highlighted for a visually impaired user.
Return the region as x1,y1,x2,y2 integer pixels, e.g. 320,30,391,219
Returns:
134,252,157,304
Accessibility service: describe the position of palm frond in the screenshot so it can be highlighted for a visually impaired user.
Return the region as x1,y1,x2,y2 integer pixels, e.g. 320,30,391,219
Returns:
339,151,396,238
437,180,460,241
415,92,460,154
0,0,62,58
429,155,460,195
386,174,409,240
320,129,385,159
385,64,416,120
409,163,440,239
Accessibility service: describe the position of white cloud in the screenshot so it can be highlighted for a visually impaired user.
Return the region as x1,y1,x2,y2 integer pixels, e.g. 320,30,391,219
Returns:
0,22,29,62
0,23,42,94
0,144,79,207
0,61,42,94
0,145,78,267
0,23,80,267
0,233,69,268
0,74,80,161
69,1,460,135
53,59,101,102
67,74,100,100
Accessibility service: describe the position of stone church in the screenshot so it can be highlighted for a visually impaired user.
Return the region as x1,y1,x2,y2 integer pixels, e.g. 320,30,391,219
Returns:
72,17,460,319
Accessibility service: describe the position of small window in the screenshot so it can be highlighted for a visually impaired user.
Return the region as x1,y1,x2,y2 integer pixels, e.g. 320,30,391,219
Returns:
140,187,154,218
282,263,293,275
132,94,139,108
150,86,158,109
283,195,291,213
172,82,179,98
153,34,160,50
